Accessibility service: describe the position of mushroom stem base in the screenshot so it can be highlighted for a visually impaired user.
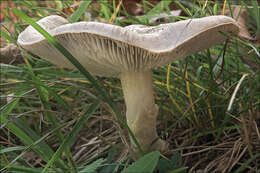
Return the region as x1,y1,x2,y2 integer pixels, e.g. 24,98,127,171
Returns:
120,70,168,154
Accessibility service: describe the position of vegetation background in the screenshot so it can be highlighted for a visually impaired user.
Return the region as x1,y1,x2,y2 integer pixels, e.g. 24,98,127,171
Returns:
0,0,259,172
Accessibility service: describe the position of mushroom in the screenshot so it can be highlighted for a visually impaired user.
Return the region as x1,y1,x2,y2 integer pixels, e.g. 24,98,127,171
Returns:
17,15,239,154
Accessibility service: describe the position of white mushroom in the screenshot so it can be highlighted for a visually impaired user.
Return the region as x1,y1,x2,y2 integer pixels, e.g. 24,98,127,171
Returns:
17,15,239,153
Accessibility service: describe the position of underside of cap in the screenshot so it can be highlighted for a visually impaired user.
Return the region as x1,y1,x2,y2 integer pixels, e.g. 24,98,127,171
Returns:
17,15,239,77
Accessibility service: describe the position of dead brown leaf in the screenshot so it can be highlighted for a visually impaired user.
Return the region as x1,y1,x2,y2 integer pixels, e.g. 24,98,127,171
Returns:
123,0,144,16
225,6,259,71
0,44,23,64
232,6,255,41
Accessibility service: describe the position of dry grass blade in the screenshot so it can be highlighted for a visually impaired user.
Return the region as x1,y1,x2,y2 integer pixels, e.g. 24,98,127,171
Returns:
108,0,123,24
227,73,249,112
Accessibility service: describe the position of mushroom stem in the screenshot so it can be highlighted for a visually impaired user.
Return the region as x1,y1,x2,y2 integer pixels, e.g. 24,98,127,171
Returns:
120,70,167,153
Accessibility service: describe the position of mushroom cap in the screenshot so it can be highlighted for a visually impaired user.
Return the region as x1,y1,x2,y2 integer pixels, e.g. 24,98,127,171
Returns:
17,15,239,77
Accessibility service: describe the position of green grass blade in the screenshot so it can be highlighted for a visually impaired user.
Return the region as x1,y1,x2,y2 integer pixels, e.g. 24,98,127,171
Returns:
0,94,68,170
0,165,43,173
146,1,172,18
68,0,92,23
234,153,260,173
23,58,76,169
251,0,260,36
174,1,192,16
0,30,14,42
168,167,189,173
121,151,160,173
12,9,143,155
42,101,100,173
79,158,105,173
23,58,65,141
30,79,72,110
0,122,67,172
99,0,112,21
23,55,72,111
0,146,26,154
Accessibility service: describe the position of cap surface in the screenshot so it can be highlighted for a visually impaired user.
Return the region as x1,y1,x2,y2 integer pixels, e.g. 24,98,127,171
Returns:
18,15,239,77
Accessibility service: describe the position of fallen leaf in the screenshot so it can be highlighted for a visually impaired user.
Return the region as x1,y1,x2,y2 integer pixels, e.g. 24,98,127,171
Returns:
123,0,144,16
224,6,259,71
232,6,254,40
0,44,23,64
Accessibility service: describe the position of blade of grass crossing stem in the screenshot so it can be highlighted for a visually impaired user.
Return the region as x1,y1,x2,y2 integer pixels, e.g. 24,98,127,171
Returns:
68,0,92,23
42,101,100,173
12,9,143,155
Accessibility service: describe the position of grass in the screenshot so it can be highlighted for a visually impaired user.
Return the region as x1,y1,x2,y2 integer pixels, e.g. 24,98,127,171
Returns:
1,0,260,172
